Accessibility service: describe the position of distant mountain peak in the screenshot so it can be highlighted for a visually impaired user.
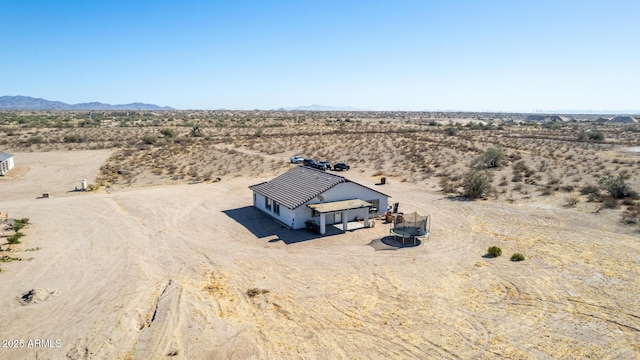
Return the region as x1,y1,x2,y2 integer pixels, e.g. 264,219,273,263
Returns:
0,95,174,110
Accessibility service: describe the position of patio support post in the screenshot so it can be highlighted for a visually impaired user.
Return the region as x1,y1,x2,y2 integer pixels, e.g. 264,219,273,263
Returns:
320,213,326,235
364,209,370,228
342,211,348,231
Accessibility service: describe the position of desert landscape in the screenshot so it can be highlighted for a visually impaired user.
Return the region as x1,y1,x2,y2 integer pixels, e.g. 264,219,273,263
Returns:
1,111,639,359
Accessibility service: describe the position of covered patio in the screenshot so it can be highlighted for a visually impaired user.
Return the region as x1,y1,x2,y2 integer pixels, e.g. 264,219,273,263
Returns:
307,199,374,235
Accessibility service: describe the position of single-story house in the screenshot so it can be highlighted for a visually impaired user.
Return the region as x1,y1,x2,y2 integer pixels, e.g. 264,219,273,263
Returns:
249,166,390,234
0,152,14,175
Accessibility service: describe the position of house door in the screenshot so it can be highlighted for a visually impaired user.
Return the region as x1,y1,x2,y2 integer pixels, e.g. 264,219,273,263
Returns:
334,212,342,224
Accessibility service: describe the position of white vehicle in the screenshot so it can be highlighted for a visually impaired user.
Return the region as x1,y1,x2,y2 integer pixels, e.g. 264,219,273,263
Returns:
290,155,304,164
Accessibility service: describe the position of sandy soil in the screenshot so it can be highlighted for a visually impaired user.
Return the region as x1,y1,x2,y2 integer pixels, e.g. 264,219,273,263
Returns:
0,151,639,359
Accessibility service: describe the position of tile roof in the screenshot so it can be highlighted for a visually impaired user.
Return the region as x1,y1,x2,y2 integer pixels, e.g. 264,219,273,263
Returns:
249,166,390,210
0,152,13,162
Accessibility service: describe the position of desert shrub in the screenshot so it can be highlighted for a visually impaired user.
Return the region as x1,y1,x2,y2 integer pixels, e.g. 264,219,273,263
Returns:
487,246,502,257
510,253,525,261
445,127,457,136
439,176,458,193
600,196,619,209
246,288,269,297
462,170,493,199
141,134,157,144
598,171,633,199
160,128,176,138
190,126,203,137
28,136,46,144
7,232,24,244
580,184,600,196
0,255,21,262
547,177,561,186
473,147,506,169
578,129,605,142
560,184,575,192
621,204,640,225
540,186,554,196
564,196,579,208
13,218,29,231
63,133,83,143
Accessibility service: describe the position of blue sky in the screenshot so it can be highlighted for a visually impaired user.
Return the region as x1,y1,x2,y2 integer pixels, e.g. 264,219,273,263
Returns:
1,1,638,111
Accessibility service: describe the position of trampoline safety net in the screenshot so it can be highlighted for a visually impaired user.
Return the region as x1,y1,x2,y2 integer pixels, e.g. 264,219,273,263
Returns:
391,211,430,238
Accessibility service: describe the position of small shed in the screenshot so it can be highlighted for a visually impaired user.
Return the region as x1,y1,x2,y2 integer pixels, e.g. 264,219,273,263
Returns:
0,152,14,175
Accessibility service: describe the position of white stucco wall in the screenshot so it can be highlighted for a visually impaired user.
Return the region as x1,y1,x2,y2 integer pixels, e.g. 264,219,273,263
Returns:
0,156,13,175
321,182,389,215
253,191,296,228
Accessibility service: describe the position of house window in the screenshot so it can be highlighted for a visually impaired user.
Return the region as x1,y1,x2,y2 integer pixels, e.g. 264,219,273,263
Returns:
273,201,280,215
265,197,271,210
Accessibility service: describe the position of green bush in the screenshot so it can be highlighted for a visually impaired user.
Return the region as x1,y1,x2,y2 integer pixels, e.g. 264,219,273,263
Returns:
598,171,633,199
510,253,525,261
462,170,493,199
159,128,176,138
13,218,29,231
487,246,502,257
63,133,82,143
7,232,24,245
473,147,506,169
141,134,157,144
28,136,46,144
578,129,605,142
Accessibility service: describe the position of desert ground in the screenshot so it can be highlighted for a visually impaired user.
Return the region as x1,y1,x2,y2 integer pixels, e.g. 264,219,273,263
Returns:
0,111,639,359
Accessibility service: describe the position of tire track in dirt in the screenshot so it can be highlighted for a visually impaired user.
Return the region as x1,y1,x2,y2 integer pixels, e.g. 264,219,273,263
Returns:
134,280,183,359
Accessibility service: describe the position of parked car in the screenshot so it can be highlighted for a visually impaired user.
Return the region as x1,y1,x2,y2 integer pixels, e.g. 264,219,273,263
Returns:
316,161,331,170
290,155,304,164
302,158,316,167
311,162,329,171
333,162,350,171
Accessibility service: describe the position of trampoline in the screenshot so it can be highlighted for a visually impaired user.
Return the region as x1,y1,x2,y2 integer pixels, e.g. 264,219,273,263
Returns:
389,211,430,246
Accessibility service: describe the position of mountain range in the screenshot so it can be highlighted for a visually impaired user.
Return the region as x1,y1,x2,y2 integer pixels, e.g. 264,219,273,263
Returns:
0,95,174,111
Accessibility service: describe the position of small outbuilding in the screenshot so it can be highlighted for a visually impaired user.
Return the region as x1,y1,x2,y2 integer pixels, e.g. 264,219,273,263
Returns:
0,152,14,175
249,166,390,234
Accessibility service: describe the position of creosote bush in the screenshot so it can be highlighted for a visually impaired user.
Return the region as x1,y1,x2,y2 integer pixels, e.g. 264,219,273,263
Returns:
564,196,579,208
63,134,82,143
598,171,634,199
510,253,525,261
141,134,157,144
578,129,605,142
462,170,493,199
160,128,176,138
487,246,502,257
474,147,506,169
